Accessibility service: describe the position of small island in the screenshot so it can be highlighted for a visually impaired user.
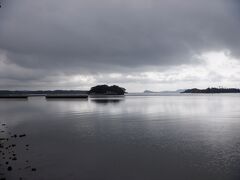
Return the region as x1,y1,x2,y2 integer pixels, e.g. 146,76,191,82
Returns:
89,85,126,95
182,88,240,93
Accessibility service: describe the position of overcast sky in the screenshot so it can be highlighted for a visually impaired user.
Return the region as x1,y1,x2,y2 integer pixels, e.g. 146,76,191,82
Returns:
0,0,240,92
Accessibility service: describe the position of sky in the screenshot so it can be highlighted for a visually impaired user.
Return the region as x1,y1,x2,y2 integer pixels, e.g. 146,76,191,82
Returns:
0,0,240,92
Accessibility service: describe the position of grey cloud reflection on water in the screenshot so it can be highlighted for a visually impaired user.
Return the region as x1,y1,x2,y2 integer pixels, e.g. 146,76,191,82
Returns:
1,95,240,179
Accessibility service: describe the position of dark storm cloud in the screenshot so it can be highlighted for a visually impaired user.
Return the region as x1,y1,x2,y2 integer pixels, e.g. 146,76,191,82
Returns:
0,0,240,89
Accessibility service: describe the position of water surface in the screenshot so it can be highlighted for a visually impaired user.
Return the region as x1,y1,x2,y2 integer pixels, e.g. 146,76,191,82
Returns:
1,94,240,180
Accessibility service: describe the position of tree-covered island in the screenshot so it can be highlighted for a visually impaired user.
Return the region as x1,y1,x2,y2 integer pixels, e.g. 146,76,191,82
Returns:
89,85,126,95
182,88,240,93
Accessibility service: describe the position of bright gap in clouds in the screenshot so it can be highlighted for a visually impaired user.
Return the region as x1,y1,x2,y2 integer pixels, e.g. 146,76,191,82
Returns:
99,50,240,92
62,50,240,92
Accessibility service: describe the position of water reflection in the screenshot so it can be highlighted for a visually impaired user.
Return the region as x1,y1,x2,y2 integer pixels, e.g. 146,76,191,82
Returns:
91,98,124,105
0,98,28,101
1,95,240,180
46,98,88,101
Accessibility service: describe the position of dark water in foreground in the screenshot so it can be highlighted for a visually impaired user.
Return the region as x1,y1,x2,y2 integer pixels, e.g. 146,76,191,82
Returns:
1,94,240,180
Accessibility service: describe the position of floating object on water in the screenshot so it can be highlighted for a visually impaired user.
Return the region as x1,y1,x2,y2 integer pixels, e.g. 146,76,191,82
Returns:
7,166,12,171
19,134,26,138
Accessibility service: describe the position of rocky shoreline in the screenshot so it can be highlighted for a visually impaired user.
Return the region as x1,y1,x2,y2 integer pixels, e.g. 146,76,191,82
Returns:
0,122,37,180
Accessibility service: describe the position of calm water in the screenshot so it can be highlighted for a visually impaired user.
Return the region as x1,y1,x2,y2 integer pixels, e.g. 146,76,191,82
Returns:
1,94,240,180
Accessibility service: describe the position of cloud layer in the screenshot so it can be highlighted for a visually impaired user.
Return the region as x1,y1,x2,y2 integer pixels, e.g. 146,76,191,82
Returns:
0,0,240,91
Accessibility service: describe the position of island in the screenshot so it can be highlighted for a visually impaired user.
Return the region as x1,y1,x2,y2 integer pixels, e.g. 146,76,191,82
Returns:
89,85,126,95
182,88,240,93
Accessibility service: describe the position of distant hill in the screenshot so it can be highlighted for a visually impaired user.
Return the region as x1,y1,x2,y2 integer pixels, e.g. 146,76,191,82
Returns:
144,90,157,93
144,89,185,93
182,88,240,93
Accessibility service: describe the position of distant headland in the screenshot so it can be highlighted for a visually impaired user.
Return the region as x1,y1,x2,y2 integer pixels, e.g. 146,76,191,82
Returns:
182,88,240,93
144,89,185,93
0,85,126,98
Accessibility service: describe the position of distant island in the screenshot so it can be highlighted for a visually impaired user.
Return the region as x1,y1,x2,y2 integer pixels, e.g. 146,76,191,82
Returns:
0,90,88,95
182,88,240,93
0,85,126,98
89,85,126,95
0,90,89,98
144,89,185,93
